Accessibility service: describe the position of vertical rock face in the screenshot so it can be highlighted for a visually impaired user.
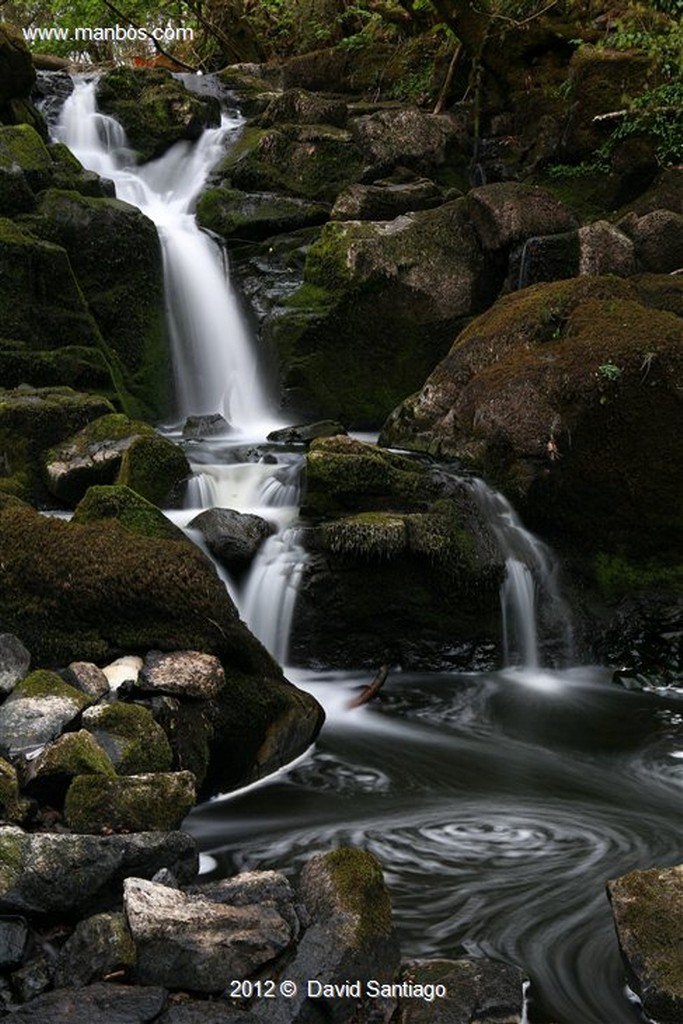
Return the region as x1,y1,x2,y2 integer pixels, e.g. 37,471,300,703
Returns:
607,864,683,1024
0,26,38,131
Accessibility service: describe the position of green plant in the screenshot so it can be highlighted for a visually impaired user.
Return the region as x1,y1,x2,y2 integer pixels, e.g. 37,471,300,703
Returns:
597,362,623,382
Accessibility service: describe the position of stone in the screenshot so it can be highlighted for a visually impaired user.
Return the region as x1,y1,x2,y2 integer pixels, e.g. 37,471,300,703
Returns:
139,651,226,699
267,421,347,444
0,26,36,108
0,125,51,192
3,982,166,1023
0,826,198,915
0,757,26,824
577,221,635,277
123,876,295,992
196,187,329,243
182,413,231,438
188,870,300,940
187,509,274,573
350,107,463,178
257,88,348,128
81,701,173,774
72,486,185,543
64,771,196,833
0,916,28,968
117,433,190,505
63,661,110,700
619,209,683,274
22,729,116,808
157,1004,254,1023
0,670,91,757
608,863,683,1024
0,634,30,695
394,957,525,1023
54,911,136,988
331,176,444,221
11,954,53,1002
101,656,144,691
465,182,578,252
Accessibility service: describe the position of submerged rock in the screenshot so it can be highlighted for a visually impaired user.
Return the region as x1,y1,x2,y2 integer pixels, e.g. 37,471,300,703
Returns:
608,863,683,1024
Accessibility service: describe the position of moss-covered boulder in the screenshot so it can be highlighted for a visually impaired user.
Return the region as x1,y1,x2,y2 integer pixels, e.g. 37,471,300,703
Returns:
0,500,324,792
196,186,329,243
0,670,91,757
45,414,188,507
96,68,220,163
81,703,172,776
211,123,364,203
23,730,116,808
331,174,444,221
271,201,492,427
72,484,186,542
0,387,114,503
24,189,169,419
64,771,196,833
0,25,38,130
380,276,683,564
608,864,683,1024
350,106,465,179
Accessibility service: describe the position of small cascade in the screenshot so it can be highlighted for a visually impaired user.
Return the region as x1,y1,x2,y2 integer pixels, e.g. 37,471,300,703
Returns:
468,478,573,668
56,78,277,434
240,528,308,665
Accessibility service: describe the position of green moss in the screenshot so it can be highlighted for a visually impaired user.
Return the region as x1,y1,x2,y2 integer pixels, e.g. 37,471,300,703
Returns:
14,669,91,709
0,758,21,820
595,553,683,601
0,828,24,892
83,703,172,775
72,484,186,542
117,434,189,506
324,848,393,949
35,731,116,779
323,512,408,559
610,866,683,998
0,124,52,189
64,770,196,833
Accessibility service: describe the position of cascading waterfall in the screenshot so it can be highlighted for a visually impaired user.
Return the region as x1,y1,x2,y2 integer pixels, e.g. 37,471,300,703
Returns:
56,78,276,433
467,477,574,668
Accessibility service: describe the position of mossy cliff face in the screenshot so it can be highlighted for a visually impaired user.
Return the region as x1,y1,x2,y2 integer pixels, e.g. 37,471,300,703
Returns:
96,68,221,163
0,24,41,131
381,275,683,564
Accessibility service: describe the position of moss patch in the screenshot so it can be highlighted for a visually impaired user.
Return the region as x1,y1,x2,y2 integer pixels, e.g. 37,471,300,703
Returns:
82,703,172,775
64,770,196,833
72,484,186,543
324,848,393,949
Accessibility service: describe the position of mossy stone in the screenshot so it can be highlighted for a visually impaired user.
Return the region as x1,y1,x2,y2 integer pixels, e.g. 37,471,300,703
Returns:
195,186,328,243
0,25,35,105
72,484,187,543
0,124,51,191
0,826,24,894
302,848,393,950
24,730,116,809
0,757,25,823
117,434,190,506
12,669,91,709
64,770,196,833
82,702,173,776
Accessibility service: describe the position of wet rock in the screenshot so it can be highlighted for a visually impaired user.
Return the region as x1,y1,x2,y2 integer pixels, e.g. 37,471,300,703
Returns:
0,916,28,968
257,88,347,128
465,182,578,252
22,729,116,808
63,661,110,701
196,187,329,243
608,863,683,1024
97,68,220,162
0,634,30,696
54,911,136,988
31,70,73,127
3,981,166,1022
81,702,173,775
64,771,196,833
0,125,51,192
123,876,295,992
140,651,226,700
0,671,91,758
182,413,231,438
395,957,525,1023
331,175,444,221
0,825,198,915
267,421,347,444
188,509,274,573
117,433,190,507
11,954,52,1002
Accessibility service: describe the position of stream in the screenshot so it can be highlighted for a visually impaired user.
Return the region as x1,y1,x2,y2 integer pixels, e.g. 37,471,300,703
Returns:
55,76,682,1024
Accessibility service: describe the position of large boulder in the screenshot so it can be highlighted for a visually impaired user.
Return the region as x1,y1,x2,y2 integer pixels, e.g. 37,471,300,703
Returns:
0,496,324,792
96,68,221,162
195,187,329,243
350,106,465,179
608,864,683,1024
270,200,492,427
380,276,683,564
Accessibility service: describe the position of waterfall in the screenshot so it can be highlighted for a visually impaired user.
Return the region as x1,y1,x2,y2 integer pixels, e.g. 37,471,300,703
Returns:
56,77,277,434
467,478,574,669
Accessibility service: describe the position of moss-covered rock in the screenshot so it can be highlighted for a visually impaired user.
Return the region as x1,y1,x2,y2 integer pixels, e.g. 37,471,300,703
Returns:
0,386,114,503
96,68,220,163
211,123,364,203
0,670,91,756
24,189,169,420
330,175,444,222
81,703,172,776
380,276,683,562
0,124,52,191
44,414,189,507
64,770,196,833
257,88,347,129
0,757,27,824
350,106,465,179
55,912,136,988
0,25,35,108
72,484,186,542
195,186,329,243
23,730,116,808
608,864,683,1024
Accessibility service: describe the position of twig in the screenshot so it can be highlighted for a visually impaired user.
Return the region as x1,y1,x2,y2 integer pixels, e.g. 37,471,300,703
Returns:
347,664,389,709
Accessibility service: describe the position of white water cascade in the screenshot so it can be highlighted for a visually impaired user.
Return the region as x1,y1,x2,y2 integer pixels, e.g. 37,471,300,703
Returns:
468,478,574,668
56,78,277,434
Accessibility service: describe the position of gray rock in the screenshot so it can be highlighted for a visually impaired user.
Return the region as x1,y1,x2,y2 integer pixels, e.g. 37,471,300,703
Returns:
254,848,400,1024
196,187,329,243
63,661,110,700
0,916,28,968
188,870,300,940
267,421,347,444
3,981,166,1022
331,177,443,221
0,635,30,696
64,771,196,834
578,221,635,277
394,957,525,1023
183,413,231,438
351,107,463,178
10,954,53,1002
466,182,578,251
140,650,226,700
0,672,90,757
188,509,274,573
257,89,347,129
123,876,295,992
55,911,136,988
608,863,683,1024
619,208,683,273
0,826,198,915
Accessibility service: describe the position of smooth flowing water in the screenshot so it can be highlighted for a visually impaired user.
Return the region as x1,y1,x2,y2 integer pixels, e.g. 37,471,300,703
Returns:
55,77,682,1024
